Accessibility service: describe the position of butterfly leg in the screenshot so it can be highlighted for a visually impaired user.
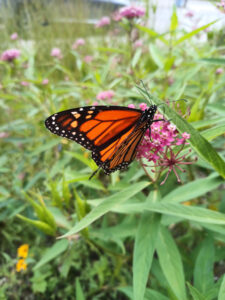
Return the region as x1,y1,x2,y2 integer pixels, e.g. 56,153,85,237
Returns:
89,167,100,180
149,127,151,139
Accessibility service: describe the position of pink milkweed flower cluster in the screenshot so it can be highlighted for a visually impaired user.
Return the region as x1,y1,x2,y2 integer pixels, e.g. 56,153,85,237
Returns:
133,39,143,49
72,38,85,50
95,16,111,28
1,48,20,62
10,32,18,40
42,78,49,85
216,68,223,74
118,5,145,19
50,47,63,59
217,0,225,12
84,55,93,63
131,103,195,184
20,81,29,87
185,11,194,17
96,90,115,101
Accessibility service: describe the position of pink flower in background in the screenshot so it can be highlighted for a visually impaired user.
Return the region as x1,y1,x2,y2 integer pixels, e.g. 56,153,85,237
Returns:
128,104,136,109
11,32,18,40
133,39,143,48
42,78,49,85
20,81,29,86
185,11,194,17
168,77,174,85
112,11,123,21
118,5,145,19
216,68,223,74
1,48,20,62
92,101,99,106
96,90,115,100
72,38,85,50
51,47,63,59
84,55,93,63
0,132,10,138
217,0,225,12
96,16,111,28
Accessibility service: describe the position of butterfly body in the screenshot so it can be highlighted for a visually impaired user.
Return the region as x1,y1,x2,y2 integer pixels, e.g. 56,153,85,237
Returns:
45,105,157,175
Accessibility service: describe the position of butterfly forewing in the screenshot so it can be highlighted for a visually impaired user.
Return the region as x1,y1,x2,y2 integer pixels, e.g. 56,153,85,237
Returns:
45,106,144,171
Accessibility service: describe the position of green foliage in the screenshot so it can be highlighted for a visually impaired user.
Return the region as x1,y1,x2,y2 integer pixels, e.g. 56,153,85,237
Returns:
1,1,225,299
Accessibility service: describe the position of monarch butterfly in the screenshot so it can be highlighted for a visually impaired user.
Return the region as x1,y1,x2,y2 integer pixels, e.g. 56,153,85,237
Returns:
45,105,160,178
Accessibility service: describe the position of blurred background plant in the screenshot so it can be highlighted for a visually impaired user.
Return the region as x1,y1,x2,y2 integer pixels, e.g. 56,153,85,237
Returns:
0,0,225,299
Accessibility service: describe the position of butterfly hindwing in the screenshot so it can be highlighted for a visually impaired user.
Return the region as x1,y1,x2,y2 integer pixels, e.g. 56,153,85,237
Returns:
100,120,148,174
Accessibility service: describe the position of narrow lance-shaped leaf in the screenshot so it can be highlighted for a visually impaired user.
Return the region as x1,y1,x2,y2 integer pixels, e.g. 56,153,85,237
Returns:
199,58,225,65
193,236,215,294
170,6,178,32
34,239,69,270
76,278,85,300
144,202,225,225
156,226,187,300
60,181,149,238
173,20,217,46
162,174,223,203
187,283,205,300
218,275,225,300
133,191,161,300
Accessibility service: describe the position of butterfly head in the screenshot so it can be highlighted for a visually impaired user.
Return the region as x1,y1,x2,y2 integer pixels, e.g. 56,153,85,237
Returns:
146,104,157,119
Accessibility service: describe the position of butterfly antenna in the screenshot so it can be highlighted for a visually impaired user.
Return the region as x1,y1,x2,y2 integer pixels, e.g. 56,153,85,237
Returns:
89,168,100,180
136,80,152,104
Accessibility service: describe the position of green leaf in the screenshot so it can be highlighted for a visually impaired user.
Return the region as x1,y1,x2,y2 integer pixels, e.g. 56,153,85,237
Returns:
66,151,96,170
149,45,164,69
191,117,225,130
162,174,223,203
132,49,142,68
60,181,149,238
98,47,128,55
135,24,168,45
194,236,214,294
119,286,169,300
30,139,60,156
76,278,85,300
170,6,178,32
144,202,225,225
218,275,225,300
199,58,225,65
173,20,217,46
16,214,55,235
201,124,225,141
133,208,161,300
187,283,205,300
156,226,187,300
207,103,225,116
137,89,225,178
33,240,69,270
